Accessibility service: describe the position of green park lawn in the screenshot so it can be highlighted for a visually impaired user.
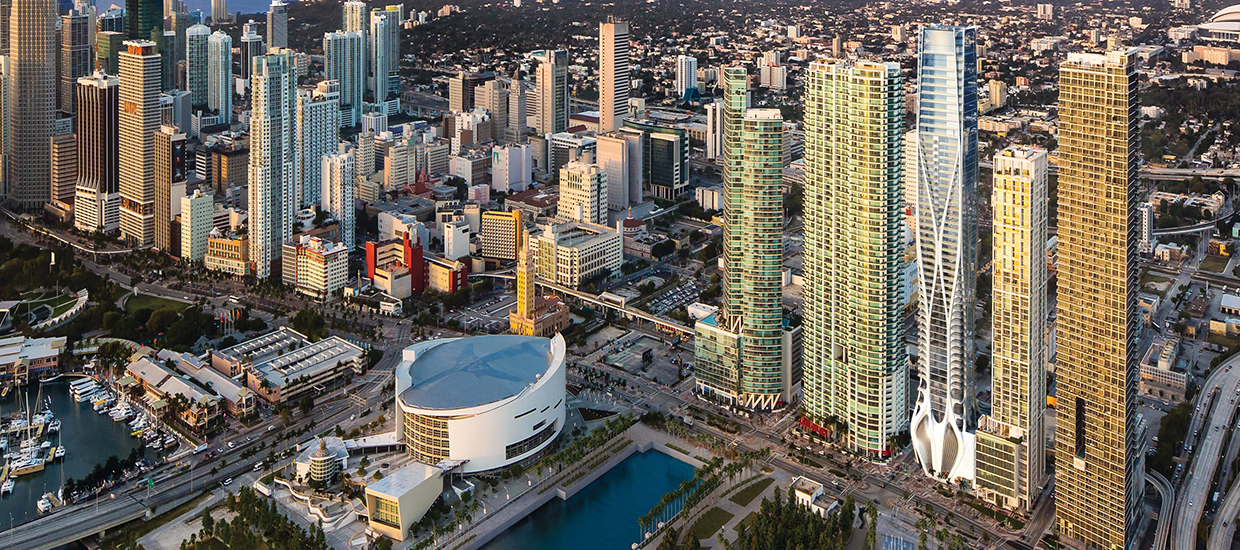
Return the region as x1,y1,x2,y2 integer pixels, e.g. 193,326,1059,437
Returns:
125,294,190,314
689,506,735,540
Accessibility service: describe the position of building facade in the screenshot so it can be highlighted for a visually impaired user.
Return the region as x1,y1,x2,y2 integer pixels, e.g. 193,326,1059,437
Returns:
558,162,607,225
598,18,630,132
118,40,161,245
7,0,57,210
74,72,120,234
249,53,299,279
207,31,231,122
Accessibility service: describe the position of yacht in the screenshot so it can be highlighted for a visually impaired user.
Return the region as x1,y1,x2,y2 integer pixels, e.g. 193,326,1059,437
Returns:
36,494,52,513
0,479,12,495
54,446,64,460
46,420,60,434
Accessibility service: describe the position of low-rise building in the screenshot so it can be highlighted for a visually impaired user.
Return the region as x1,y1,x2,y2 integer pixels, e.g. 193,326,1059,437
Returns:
506,188,558,220
1224,294,1240,317
365,462,445,542
211,327,366,405
294,437,348,484
480,210,521,261
367,234,425,298
156,349,257,417
1139,337,1189,402
282,236,349,300
0,336,66,384
123,356,222,432
425,253,469,293
790,477,840,519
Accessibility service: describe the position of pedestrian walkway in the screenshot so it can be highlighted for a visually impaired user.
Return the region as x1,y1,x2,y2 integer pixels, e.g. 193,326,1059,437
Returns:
136,489,225,550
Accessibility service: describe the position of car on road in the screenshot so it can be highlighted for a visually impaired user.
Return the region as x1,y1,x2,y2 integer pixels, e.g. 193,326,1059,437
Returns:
253,463,263,471
268,425,276,431
228,441,236,448
223,478,233,485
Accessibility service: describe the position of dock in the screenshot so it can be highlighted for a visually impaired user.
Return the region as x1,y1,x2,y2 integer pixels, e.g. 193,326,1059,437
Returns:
0,422,47,440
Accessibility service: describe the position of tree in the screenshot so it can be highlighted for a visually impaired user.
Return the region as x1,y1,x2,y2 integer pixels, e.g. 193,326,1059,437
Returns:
375,538,393,550
299,395,314,417
201,508,214,536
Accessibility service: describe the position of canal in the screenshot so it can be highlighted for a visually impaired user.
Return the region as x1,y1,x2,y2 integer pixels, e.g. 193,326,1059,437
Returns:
479,450,695,550
0,380,149,529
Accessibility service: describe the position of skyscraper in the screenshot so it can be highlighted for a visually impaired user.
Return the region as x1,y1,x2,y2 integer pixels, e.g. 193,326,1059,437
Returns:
126,0,161,41
185,24,209,109
7,0,56,210
475,78,509,144
50,133,77,204
321,148,354,251
368,9,397,100
909,25,979,483
239,28,264,82
342,0,367,32
118,40,161,245
801,59,908,460
207,30,231,122
266,0,287,49
210,0,227,25
531,49,567,135
153,125,187,252
559,162,606,225
323,30,364,126
694,67,788,410
596,131,641,213
448,70,474,112
705,99,722,160
59,10,92,115
1054,49,1143,549
598,17,629,132
248,52,298,279
975,146,1048,512
296,83,340,209
74,71,120,234
96,31,123,74
675,55,697,100
506,68,527,144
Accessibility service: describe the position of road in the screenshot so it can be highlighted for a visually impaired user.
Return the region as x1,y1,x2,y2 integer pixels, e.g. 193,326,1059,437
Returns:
1172,352,1240,550
1149,471,1175,550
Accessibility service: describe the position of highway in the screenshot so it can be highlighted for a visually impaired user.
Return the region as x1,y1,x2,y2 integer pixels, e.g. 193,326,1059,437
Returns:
1149,471,1174,550
1209,470,1240,549
1172,352,1240,550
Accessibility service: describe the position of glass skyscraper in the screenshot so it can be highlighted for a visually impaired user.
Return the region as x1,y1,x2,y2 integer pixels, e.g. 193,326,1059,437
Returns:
909,25,979,483
801,60,908,460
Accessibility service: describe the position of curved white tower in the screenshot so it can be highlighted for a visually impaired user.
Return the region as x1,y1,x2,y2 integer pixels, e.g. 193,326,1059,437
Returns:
909,25,978,483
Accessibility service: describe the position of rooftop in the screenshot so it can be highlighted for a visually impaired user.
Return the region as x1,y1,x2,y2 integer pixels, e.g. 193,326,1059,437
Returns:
366,461,441,498
399,335,554,410
215,327,364,388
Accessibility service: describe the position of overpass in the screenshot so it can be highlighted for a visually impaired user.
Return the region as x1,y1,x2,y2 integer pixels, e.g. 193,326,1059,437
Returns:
470,272,694,336
1148,471,1174,550
1,207,152,257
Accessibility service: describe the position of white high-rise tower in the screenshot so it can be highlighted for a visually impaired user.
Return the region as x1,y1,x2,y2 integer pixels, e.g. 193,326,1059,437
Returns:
598,17,629,132
248,52,298,279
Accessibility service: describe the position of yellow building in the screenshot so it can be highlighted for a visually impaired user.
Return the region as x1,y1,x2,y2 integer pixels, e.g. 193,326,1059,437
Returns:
203,231,252,276
1053,49,1143,549
510,227,569,337
480,210,521,261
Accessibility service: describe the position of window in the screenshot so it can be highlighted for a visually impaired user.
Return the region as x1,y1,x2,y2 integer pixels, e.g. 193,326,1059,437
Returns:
506,421,556,460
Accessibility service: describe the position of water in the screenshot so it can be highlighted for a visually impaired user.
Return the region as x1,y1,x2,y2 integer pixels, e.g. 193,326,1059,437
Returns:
479,451,695,550
0,381,148,529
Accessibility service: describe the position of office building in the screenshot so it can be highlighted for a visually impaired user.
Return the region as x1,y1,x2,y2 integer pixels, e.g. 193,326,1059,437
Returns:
74,72,120,234
7,0,57,210
475,78,509,144
559,162,607,225
266,0,287,49
321,149,355,252
1139,203,1155,255
118,41,162,245
705,99,723,160
364,463,443,543
975,146,1048,512
531,49,568,135
507,68,527,143
492,143,532,193
1054,49,1143,549
59,11,92,116
596,131,641,212
126,0,160,41
509,227,569,337
598,17,630,132
443,218,469,261
180,189,212,262
622,119,688,200
96,31,124,75
909,26,979,483
282,236,348,299
534,221,622,288
676,55,697,100
154,125,187,252
211,0,227,24
448,70,478,112
369,9,397,99
204,232,250,275
49,134,77,204
694,68,789,410
480,210,521,261
239,27,263,82
207,31,231,122
323,31,364,126
249,53,298,279
185,24,209,109
296,84,340,208
801,59,908,460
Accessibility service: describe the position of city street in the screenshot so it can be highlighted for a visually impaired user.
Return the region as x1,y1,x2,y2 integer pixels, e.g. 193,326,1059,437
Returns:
1172,352,1240,550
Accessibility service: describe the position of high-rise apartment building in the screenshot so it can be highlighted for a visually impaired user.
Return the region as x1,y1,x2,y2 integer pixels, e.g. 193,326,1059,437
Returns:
296,83,340,208
598,17,630,132
7,0,57,210
248,53,299,279
694,67,789,410
74,72,120,234
185,24,210,109
118,40,161,245
975,146,1048,512
239,29,264,82
324,30,364,126
321,149,355,251
266,0,287,49
1054,49,1143,550
342,0,367,32
181,188,212,262
559,162,607,225
675,55,697,100
207,30,232,122
909,26,979,483
153,125,187,252
59,11,92,115
705,99,723,160
369,9,397,99
801,59,908,460
531,49,568,135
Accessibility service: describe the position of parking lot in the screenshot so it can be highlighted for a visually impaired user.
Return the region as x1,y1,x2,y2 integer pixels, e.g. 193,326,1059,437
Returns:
646,280,702,316
447,291,518,333
602,333,689,386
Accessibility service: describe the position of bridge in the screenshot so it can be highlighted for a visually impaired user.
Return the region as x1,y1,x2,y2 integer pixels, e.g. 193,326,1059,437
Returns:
470,272,694,336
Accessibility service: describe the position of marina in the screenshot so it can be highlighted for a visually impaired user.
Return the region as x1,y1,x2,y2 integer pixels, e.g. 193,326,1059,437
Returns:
0,380,153,526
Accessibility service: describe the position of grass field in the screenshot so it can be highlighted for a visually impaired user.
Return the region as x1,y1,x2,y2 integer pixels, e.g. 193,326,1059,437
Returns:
689,506,734,540
1202,255,1230,274
728,477,774,507
732,511,756,533
18,291,80,317
125,294,190,314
